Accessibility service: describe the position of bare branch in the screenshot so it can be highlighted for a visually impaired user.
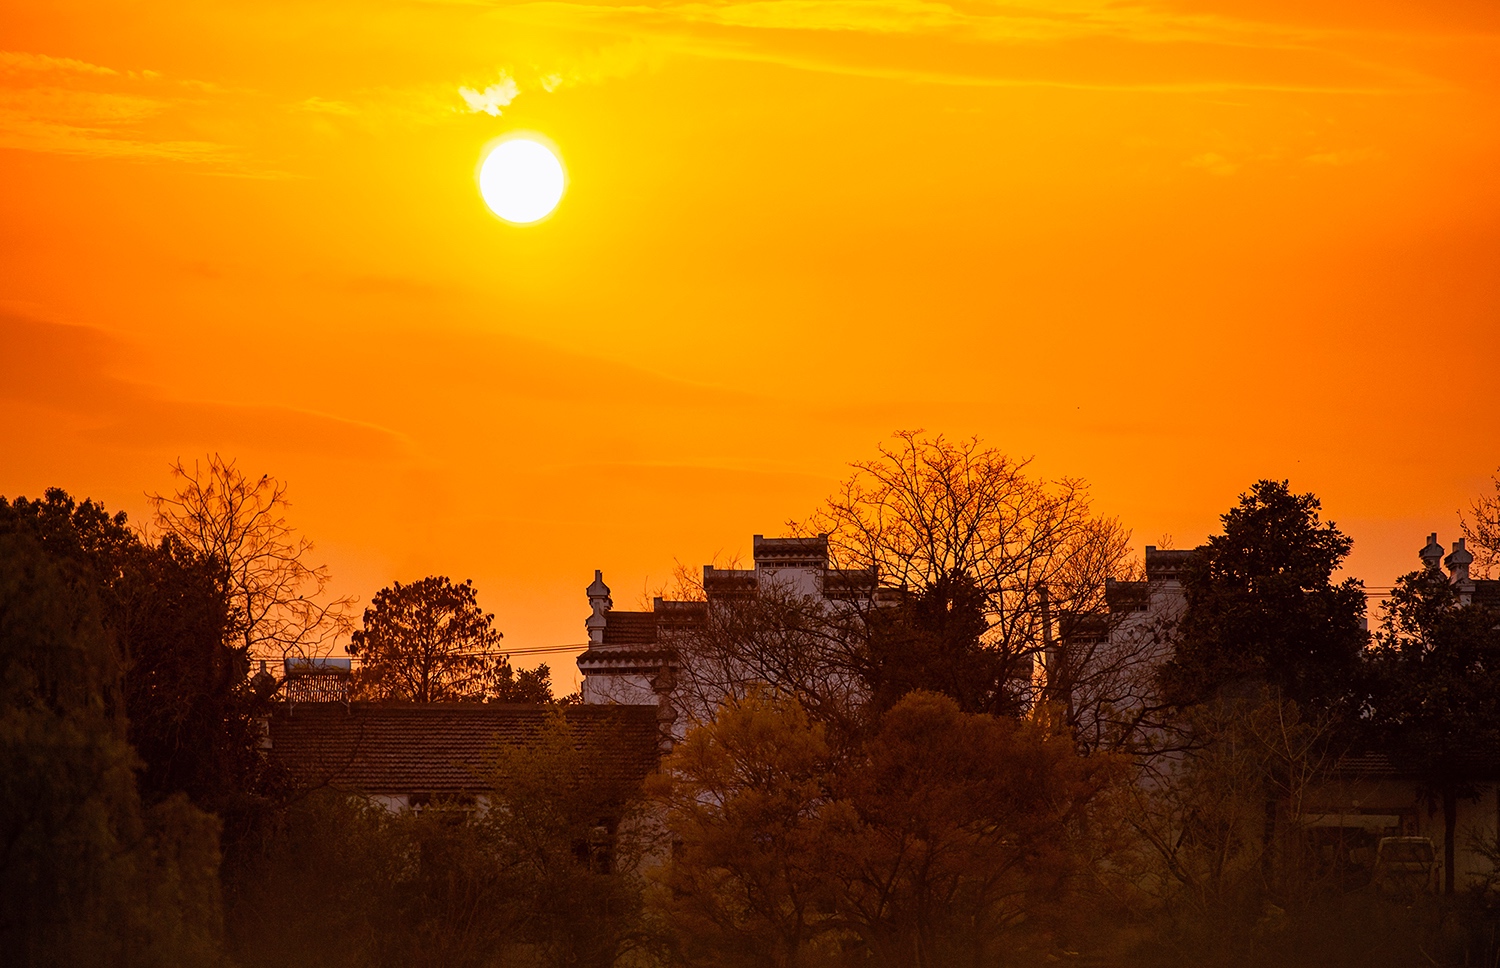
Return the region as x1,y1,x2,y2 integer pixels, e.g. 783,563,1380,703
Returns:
147,454,355,663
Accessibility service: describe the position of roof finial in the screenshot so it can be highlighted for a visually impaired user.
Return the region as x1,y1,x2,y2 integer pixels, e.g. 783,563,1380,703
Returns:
1419,532,1444,572
586,570,612,646
1446,538,1474,586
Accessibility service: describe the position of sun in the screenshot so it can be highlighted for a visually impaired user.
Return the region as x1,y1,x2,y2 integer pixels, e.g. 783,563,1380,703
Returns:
478,138,565,224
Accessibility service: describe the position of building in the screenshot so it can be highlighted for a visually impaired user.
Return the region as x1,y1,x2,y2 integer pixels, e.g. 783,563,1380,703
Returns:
264,702,659,811
1046,546,1194,746
576,534,881,720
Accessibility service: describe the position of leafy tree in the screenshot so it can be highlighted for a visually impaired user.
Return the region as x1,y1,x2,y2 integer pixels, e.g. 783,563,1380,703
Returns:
859,569,1008,715
350,575,553,702
148,454,354,662
479,712,656,967
0,490,271,815
1160,480,1366,710
655,691,1119,967
484,659,559,704
1365,567,1500,894
833,692,1119,968
228,716,652,968
0,530,226,967
653,692,848,968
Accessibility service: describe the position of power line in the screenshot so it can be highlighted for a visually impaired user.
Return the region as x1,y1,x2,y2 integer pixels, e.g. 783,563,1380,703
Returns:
500,643,589,655
331,644,589,662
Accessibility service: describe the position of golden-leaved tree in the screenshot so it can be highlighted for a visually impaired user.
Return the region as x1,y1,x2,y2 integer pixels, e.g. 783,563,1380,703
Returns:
654,690,1121,968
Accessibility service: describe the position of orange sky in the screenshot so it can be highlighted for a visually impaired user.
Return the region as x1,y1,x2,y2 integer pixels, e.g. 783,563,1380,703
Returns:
3,0,1498,692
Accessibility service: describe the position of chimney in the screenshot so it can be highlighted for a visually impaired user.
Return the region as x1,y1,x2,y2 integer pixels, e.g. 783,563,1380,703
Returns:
1446,538,1475,589
1419,533,1444,572
585,570,612,647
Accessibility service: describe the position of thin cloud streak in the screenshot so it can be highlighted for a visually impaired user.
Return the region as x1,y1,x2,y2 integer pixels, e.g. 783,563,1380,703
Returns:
477,0,1464,94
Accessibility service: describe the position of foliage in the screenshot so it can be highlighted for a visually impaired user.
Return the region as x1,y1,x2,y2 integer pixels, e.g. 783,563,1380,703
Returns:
1364,567,1500,893
479,712,658,967
350,575,525,702
835,692,1121,967
653,692,848,968
859,568,1008,715
227,716,654,968
485,660,560,704
0,530,226,967
1160,480,1366,710
794,431,1137,713
224,791,410,968
655,690,1119,967
0,489,273,815
148,454,354,661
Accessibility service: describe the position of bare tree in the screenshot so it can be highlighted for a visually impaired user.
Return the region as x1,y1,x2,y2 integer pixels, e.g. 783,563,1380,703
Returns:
793,431,1139,708
1462,467,1500,578
667,584,868,735
148,455,354,662
1054,595,1182,753
1122,695,1347,957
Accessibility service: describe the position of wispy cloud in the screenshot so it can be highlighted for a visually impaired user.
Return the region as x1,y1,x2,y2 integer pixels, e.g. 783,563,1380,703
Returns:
0,313,410,458
0,50,120,76
1185,151,1239,176
472,0,1454,95
452,42,659,117
459,71,520,115
0,50,248,166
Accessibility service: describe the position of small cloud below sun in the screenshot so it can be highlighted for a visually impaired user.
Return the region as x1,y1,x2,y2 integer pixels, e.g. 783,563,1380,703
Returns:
459,72,520,116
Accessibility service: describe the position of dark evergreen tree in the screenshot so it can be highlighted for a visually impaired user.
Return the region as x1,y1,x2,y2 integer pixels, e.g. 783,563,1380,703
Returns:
860,569,1018,716
1365,567,1500,894
0,490,269,815
1160,480,1367,710
0,530,225,966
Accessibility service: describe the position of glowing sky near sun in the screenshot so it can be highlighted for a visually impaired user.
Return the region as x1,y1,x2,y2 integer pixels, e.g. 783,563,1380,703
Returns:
2,0,1499,691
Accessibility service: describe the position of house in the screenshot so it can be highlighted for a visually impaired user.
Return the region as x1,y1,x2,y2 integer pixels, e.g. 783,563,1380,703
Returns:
263,702,660,812
576,534,884,725
1047,546,1193,746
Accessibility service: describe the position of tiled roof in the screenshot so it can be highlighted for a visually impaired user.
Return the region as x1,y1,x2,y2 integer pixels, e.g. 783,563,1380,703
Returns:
1334,741,1500,782
602,611,658,646
267,703,660,796
825,568,877,592
753,534,829,564
1472,579,1500,608
1331,751,1402,779
703,570,757,597
578,646,677,663
1145,548,1196,580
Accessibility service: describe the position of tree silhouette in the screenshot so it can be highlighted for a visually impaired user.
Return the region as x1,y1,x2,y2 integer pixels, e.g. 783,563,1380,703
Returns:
349,575,551,703
794,430,1137,709
859,569,1010,715
655,690,1118,967
1160,479,1366,711
0,527,225,966
148,455,354,662
1366,568,1500,894
1,488,272,815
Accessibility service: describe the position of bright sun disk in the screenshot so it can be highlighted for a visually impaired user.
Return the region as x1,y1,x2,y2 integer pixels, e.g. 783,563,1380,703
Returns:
478,139,565,224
